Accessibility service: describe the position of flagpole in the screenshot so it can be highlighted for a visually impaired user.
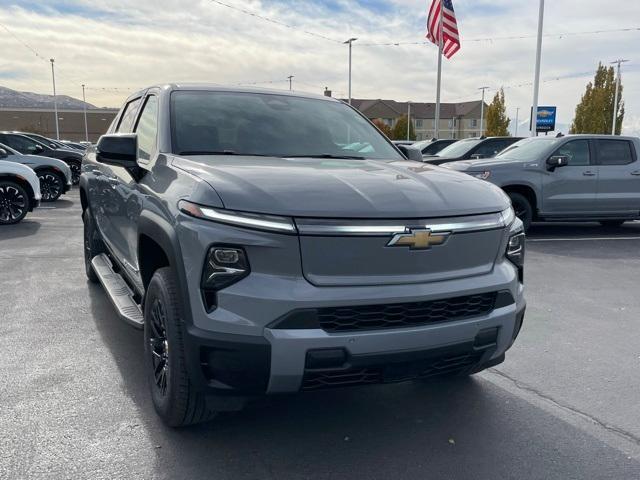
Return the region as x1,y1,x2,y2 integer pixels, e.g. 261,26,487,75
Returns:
434,2,443,139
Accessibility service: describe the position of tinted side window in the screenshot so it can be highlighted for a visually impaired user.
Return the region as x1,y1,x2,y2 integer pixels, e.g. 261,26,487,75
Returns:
553,140,590,166
474,140,502,158
116,97,142,133
134,95,158,161
1,135,40,154
596,139,634,166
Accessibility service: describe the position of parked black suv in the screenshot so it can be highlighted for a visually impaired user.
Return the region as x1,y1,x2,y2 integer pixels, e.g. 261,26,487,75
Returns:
0,132,83,184
423,136,523,165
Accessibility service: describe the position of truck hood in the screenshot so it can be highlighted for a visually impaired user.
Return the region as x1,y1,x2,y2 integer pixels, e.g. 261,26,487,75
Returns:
444,158,527,171
172,155,509,218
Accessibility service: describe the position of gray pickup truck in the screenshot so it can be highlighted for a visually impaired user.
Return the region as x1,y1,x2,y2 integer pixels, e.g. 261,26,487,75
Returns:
445,135,640,230
80,84,526,426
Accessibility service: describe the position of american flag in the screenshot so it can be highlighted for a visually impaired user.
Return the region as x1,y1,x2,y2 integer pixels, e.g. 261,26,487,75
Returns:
426,0,461,59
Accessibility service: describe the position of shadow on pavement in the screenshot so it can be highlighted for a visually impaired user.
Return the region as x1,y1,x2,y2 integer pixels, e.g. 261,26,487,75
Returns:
87,282,640,480
0,220,41,241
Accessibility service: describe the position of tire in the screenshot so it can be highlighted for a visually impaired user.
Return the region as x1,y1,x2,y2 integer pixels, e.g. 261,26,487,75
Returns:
508,192,533,232
144,267,217,427
38,170,64,202
67,160,81,186
0,181,30,225
83,208,104,283
599,220,625,228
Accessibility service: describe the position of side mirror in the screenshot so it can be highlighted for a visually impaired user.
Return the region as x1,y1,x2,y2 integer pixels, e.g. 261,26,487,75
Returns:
397,145,424,162
470,153,486,159
96,134,138,167
34,144,44,153
0,148,7,159
547,155,569,170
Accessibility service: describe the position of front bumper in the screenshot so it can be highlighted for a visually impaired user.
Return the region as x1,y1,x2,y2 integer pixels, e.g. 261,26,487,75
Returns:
182,271,525,396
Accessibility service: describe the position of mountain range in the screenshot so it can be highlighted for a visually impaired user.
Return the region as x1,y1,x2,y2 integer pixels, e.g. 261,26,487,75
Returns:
0,86,97,110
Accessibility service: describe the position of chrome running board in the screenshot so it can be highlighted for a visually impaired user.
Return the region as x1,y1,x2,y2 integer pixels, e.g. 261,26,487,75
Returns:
91,253,144,329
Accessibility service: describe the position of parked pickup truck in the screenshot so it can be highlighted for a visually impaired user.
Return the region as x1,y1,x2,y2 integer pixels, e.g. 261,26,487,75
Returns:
445,135,640,230
80,84,526,426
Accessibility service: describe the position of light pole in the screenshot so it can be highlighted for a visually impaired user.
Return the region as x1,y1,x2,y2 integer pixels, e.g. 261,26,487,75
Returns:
531,0,545,137
344,38,357,104
287,75,294,91
514,107,520,136
406,101,411,140
50,58,60,140
610,59,628,135
81,84,89,142
478,86,489,136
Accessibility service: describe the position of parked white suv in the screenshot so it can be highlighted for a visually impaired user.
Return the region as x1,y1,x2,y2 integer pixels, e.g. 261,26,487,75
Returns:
0,160,41,225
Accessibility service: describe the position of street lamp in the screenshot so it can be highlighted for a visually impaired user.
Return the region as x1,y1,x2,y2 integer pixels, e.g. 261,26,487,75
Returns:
478,86,489,136
406,101,411,140
531,0,545,137
344,38,357,105
82,84,89,142
50,58,60,140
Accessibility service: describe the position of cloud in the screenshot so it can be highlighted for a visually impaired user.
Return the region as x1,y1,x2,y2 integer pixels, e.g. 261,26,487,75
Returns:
0,0,638,134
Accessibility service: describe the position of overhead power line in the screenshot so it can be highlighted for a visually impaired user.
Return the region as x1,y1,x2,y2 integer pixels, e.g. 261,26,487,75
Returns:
359,26,640,47
206,0,342,44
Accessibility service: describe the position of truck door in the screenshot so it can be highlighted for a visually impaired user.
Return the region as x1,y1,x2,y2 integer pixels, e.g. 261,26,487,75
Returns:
594,138,640,215
541,139,598,215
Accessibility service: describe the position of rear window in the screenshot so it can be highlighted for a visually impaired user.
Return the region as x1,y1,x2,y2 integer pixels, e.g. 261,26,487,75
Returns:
436,139,482,157
596,139,635,165
170,91,402,160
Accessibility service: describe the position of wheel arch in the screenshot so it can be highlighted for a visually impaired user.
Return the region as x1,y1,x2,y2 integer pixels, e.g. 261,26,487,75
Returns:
501,184,539,217
0,174,36,208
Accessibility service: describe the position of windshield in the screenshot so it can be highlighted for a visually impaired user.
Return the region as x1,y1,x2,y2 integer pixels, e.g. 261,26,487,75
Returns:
171,91,403,160
436,138,482,157
496,137,563,161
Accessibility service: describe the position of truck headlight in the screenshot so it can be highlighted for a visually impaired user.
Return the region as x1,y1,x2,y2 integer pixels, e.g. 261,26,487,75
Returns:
469,171,491,180
201,246,250,311
506,232,525,267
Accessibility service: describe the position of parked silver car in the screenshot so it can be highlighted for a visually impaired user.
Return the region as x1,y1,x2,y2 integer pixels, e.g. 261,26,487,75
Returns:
0,143,72,201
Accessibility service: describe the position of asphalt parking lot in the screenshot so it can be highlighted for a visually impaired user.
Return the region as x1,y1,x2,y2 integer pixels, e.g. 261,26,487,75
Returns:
1,189,640,479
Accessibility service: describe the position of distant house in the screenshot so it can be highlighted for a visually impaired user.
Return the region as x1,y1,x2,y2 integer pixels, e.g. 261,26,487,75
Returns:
347,98,487,140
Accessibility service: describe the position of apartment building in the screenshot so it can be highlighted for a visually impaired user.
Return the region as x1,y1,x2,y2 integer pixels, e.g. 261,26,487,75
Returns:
348,98,487,140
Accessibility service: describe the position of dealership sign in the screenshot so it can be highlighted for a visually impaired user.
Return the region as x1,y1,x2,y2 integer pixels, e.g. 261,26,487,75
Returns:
530,106,557,133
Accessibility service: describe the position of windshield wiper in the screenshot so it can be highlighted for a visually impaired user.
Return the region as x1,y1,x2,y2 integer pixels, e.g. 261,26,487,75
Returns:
286,154,367,160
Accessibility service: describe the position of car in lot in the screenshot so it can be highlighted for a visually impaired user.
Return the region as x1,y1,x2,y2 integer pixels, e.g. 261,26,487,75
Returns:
444,134,640,230
413,138,458,156
0,160,41,225
81,84,526,426
423,136,523,165
0,143,72,201
0,132,83,185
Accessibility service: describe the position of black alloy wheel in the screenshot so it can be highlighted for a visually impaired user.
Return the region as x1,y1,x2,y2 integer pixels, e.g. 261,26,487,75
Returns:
149,298,170,397
507,192,533,232
38,171,64,202
68,161,81,185
0,182,29,225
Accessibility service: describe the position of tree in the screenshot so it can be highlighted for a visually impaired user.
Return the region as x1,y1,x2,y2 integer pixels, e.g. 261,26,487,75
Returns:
485,88,510,136
372,119,393,138
570,63,624,134
391,114,416,141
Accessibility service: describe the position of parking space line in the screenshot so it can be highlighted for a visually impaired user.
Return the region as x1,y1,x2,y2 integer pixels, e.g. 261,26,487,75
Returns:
528,236,640,242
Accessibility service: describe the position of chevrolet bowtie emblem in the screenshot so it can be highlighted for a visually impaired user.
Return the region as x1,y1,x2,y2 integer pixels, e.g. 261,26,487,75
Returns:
386,228,450,250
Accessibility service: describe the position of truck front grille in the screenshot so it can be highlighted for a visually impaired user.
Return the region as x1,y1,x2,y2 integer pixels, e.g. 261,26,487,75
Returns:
302,351,483,391
316,292,497,333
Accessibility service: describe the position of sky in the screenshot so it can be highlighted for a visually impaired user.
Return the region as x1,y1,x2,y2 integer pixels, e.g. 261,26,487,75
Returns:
0,0,638,135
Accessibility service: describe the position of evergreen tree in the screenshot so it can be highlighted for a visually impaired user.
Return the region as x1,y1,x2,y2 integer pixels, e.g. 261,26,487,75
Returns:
485,88,510,136
372,119,393,138
570,63,624,134
392,115,416,141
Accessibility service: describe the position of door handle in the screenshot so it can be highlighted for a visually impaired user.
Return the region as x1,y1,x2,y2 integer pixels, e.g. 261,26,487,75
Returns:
631,171,640,176
583,171,596,176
